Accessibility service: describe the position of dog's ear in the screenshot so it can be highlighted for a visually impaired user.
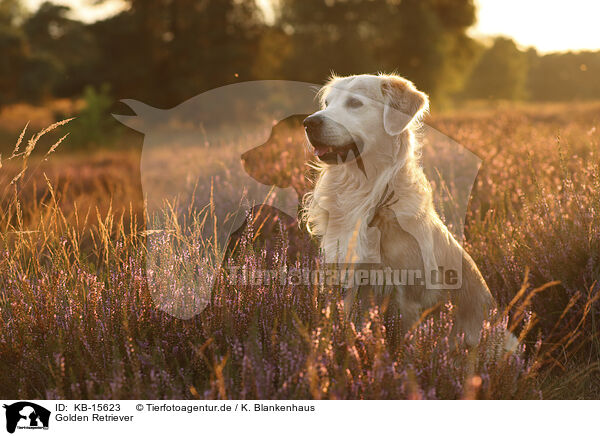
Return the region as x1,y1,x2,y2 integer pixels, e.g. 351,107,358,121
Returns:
381,76,429,136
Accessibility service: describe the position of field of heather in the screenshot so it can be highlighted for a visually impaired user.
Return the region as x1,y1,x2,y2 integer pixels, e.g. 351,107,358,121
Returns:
0,102,599,399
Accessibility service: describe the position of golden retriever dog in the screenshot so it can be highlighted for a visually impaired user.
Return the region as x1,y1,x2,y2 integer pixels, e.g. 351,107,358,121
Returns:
302,73,498,347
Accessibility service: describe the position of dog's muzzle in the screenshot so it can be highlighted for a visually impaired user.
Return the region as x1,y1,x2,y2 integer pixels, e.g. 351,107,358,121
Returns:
303,115,363,165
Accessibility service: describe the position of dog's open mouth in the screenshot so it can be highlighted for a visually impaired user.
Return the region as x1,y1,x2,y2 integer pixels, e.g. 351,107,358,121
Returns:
310,139,363,165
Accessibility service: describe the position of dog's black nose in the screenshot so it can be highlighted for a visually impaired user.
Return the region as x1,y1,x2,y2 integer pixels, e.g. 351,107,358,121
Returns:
303,115,324,133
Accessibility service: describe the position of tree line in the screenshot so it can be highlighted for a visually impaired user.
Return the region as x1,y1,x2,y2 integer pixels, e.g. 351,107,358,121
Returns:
1,0,599,109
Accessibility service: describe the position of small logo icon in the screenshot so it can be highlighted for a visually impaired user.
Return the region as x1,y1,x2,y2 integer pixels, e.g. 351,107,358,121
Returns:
3,402,50,434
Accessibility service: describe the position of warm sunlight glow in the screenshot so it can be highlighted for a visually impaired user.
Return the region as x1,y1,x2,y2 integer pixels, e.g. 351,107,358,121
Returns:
25,0,127,23
472,0,600,53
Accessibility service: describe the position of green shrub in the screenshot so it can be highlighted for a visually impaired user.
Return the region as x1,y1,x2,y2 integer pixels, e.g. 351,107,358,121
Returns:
67,84,122,149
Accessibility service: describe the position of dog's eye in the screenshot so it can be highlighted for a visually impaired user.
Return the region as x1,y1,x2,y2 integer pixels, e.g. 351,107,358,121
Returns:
346,97,363,108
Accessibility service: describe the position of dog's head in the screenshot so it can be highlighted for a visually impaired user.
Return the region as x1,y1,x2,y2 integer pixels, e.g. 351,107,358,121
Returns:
303,74,429,168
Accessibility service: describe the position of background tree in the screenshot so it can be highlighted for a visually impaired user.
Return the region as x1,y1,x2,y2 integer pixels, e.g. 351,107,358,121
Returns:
0,0,28,107
528,51,600,101
23,2,99,98
273,0,480,101
3,0,600,109
90,0,264,107
465,37,529,100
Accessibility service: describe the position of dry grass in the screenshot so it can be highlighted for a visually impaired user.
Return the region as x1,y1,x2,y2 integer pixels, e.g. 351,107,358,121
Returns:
0,102,599,399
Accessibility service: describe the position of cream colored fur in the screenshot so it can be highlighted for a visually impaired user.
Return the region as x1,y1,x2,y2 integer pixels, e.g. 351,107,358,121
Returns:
303,73,496,347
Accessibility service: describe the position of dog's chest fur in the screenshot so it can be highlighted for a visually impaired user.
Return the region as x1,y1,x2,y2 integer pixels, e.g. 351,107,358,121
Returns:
314,168,387,264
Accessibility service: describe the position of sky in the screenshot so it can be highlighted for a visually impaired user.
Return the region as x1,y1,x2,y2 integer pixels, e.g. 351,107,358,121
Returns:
24,0,600,54
471,0,600,53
